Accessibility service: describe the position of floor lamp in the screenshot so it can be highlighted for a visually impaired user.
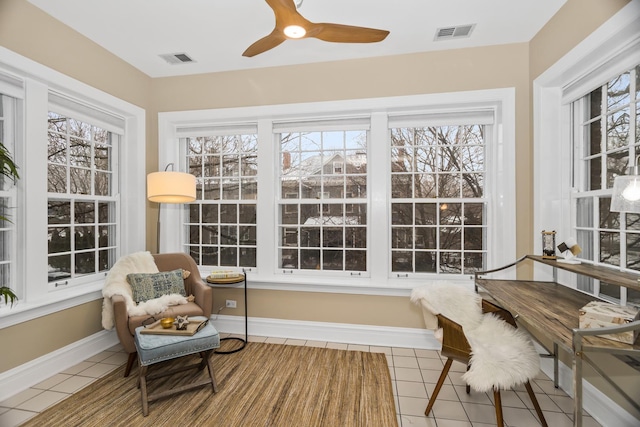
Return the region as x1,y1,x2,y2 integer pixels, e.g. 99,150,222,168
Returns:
147,164,196,253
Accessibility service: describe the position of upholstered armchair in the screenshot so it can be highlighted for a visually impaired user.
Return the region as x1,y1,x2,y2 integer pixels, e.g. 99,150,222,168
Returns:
109,252,213,377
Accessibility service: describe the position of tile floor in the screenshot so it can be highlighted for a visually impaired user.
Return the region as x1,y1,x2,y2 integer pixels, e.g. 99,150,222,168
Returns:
0,333,603,427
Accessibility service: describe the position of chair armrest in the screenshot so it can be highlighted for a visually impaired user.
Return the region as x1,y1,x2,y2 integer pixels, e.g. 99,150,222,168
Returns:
112,295,136,353
190,278,213,318
482,299,517,327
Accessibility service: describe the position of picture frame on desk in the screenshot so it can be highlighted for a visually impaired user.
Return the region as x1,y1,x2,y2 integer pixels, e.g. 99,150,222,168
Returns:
541,230,556,259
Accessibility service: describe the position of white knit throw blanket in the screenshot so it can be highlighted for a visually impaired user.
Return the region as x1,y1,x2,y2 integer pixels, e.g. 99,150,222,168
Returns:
101,251,161,330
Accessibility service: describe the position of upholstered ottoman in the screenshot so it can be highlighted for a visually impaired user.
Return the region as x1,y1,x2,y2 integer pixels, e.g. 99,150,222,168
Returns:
134,317,220,416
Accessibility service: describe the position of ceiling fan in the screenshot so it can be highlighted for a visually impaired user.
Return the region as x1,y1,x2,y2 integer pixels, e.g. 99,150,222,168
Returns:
243,0,390,57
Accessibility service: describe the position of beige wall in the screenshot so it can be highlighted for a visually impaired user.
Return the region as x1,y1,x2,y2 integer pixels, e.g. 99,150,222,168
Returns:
528,0,637,417
0,0,630,382
530,0,631,81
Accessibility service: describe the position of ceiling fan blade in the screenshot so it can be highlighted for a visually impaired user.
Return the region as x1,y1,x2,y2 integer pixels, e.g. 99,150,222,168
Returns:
243,31,286,57
265,0,298,14
311,23,390,43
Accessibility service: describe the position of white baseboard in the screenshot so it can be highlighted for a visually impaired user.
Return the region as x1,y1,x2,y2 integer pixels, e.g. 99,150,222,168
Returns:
537,344,640,427
210,314,441,349
0,329,119,402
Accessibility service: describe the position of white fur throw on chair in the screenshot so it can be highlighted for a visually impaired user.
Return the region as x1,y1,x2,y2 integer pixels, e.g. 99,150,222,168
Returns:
464,313,540,392
410,282,483,331
101,251,191,330
411,282,540,392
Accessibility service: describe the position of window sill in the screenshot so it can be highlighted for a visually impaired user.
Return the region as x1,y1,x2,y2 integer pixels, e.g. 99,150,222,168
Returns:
198,268,474,296
0,280,104,329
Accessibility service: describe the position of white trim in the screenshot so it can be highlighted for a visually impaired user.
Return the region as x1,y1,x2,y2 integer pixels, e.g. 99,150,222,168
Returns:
0,288,103,329
199,267,475,295
211,314,439,349
0,329,119,402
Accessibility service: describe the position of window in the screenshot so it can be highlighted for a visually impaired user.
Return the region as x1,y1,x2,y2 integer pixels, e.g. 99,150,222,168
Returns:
47,108,119,284
535,6,640,308
0,49,145,321
390,125,486,274
277,126,368,273
0,91,18,297
184,133,258,268
572,64,640,305
158,90,515,289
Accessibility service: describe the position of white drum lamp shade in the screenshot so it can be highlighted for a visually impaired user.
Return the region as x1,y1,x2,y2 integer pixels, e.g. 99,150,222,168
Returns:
147,171,196,203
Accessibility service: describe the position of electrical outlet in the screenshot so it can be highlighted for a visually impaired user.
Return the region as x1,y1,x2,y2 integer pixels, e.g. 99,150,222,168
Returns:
226,299,237,308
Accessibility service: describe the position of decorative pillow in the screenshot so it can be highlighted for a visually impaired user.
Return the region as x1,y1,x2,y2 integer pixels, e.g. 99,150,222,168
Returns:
127,269,186,304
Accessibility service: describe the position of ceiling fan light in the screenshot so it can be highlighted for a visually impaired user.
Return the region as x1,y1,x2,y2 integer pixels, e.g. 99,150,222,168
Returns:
284,25,306,39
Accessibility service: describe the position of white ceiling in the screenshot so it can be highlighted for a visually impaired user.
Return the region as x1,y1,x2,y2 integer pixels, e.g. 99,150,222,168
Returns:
27,0,567,78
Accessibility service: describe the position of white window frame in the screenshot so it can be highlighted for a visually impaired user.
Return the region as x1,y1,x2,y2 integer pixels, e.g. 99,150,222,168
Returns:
0,47,146,327
182,131,258,269
533,2,640,290
158,89,516,294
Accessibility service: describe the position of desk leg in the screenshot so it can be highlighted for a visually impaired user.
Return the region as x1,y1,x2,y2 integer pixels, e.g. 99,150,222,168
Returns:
244,271,248,341
553,342,559,389
572,342,583,427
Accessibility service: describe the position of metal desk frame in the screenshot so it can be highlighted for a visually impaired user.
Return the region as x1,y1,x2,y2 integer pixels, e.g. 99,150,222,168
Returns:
475,255,640,427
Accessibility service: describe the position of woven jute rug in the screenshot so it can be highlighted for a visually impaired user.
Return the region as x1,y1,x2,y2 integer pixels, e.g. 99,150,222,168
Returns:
23,342,398,427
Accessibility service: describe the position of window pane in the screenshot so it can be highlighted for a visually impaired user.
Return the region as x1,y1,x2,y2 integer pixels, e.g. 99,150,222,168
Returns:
184,133,258,268
588,120,602,157
47,109,118,283
48,254,71,282
606,107,629,150
345,251,366,271
607,72,630,111
599,231,620,266
588,88,602,120
576,198,593,228
599,197,619,229
278,127,368,273
589,157,601,190
390,124,486,274
626,232,640,271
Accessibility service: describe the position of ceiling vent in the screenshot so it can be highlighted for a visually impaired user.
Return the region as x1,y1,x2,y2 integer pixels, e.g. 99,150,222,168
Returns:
434,24,475,41
159,53,195,65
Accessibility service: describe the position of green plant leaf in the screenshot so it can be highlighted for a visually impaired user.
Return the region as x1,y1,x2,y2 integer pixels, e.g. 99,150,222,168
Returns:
0,286,18,306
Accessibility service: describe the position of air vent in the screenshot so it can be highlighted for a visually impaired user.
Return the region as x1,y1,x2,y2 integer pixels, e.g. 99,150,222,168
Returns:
434,24,475,41
159,52,195,65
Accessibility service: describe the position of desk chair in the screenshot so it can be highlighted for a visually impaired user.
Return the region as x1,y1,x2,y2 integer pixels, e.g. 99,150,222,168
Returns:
411,283,547,427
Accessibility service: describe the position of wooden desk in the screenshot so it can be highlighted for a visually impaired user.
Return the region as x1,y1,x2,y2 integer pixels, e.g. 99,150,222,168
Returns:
475,256,640,427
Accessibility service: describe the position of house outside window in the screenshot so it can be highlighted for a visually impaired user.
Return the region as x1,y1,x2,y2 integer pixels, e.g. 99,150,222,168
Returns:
47,106,119,284
184,133,258,268
277,127,368,273
572,64,640,306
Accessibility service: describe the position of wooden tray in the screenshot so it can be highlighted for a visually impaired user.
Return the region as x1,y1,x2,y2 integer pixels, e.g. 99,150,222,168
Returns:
140,318,208,336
